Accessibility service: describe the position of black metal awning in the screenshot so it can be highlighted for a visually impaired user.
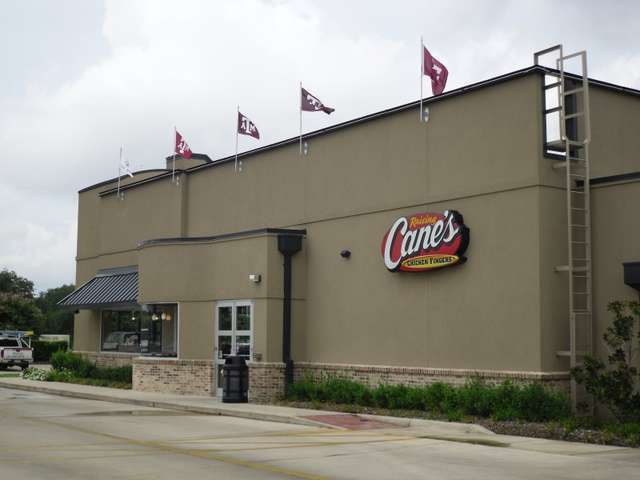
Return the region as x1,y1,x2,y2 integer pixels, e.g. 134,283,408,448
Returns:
58,266,139,310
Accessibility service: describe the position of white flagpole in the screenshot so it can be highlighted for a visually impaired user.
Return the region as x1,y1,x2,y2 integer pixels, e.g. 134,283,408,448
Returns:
299,81,303,155
117,146,122,199
420,35,424,122
235,105,240,172
172,126,176,183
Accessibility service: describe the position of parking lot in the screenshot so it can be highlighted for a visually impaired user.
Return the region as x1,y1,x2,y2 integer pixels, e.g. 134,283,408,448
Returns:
1,387,639,479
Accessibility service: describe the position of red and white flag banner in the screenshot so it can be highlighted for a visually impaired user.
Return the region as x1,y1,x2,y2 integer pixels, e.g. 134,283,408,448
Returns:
423,46,448,96
237,112,260,139
175,130,193,159
301,87,334,114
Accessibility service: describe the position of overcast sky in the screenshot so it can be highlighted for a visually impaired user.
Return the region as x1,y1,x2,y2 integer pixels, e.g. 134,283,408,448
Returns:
1,0,639,292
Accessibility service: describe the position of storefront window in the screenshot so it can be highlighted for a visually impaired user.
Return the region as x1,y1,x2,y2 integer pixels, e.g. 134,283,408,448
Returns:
101,304,177,356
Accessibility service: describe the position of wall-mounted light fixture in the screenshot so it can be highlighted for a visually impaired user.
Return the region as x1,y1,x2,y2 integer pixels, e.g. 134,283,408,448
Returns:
340,249,351,259
249,273,262,283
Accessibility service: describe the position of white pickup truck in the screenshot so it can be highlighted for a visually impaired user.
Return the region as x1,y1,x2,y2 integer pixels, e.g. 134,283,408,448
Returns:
0,332,33,371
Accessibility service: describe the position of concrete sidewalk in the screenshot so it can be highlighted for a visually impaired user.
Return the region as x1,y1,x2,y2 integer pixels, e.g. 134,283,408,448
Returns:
2,377,637,458
0,377,489,435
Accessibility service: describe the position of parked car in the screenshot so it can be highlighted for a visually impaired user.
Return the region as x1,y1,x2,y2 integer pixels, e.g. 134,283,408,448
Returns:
0,331,34,370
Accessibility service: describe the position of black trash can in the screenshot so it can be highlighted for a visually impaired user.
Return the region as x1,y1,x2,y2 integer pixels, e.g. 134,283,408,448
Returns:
222,355,248,403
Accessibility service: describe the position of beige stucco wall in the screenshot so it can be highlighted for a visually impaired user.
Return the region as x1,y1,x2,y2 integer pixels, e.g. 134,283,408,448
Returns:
300,187,541,370
76,170,170,260
71,70,640,376
538,186,570,372
591,180,640,358
73,310,100,352
138,235,272,303
536,83,640,373
589,87,640,178
136,233,302,362
185,75,541,237
72,73,545,370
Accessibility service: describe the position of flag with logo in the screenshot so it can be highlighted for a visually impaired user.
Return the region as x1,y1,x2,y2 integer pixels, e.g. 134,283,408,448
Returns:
237,111,260,139
175,130,193,159
299,85,334,155
300,87,335,114
116,146,133,198
422,44,448,96
119,148,133,178
235,108,260,173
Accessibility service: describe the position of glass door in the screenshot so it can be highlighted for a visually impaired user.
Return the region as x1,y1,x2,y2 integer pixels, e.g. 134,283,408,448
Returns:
215,301,253,396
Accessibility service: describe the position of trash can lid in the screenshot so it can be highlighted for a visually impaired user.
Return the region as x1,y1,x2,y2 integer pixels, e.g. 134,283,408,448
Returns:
224,355,247,365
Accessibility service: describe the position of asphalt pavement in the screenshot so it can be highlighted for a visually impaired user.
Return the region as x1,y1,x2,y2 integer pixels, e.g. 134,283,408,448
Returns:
1,386,639,479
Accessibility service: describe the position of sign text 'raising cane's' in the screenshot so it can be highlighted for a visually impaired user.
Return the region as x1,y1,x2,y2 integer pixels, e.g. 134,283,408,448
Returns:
381,210,469,272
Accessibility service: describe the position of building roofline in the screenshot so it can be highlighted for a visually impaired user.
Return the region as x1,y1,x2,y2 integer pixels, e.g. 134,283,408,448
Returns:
163,153,213,163
94,65,640,198
139,227,307,248
79,169,170,194
80,155,212,194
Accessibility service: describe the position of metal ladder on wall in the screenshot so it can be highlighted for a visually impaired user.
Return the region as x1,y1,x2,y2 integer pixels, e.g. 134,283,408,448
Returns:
535,45,593,412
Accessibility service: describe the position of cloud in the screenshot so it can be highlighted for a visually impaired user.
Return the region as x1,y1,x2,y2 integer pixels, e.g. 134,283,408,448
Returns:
1,0,639,291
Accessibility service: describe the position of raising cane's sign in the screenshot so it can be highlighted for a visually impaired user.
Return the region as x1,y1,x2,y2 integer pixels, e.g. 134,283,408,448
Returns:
381,210,469,272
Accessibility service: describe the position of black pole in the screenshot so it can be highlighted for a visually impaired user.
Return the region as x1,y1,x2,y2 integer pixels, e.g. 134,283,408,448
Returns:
282,253,293,386
278,234,302,392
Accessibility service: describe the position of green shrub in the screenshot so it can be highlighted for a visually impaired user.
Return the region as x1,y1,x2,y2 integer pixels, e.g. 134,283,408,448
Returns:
422,382,453,412
573,300,640,423
325,377,370,405
288,375,321,401
51,350,95,377
516,382,571,422
94,365,132,383
47,368,75,382
50,350,132,383
32,340,68,362
285,376,571,422
457,378,496,417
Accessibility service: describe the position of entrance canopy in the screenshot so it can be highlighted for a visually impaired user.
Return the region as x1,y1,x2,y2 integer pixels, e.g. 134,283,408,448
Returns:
58,266,138,310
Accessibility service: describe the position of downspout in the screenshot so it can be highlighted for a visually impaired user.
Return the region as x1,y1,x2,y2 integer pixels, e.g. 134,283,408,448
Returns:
278,234,303,392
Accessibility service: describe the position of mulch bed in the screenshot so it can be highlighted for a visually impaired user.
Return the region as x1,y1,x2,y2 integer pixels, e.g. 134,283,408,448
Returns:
278,400,639,448
476,419,636,447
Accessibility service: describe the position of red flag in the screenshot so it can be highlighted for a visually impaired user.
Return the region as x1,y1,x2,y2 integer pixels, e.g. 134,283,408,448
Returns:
423,46,448,95
301,87,334,114
175,130,192,159
237,112,260,139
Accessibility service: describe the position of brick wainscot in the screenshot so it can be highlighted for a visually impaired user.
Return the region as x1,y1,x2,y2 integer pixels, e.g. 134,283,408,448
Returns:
295,363,570,391
133,357,215,395
247,362,285,403
248,361,571,404
75,351,137,368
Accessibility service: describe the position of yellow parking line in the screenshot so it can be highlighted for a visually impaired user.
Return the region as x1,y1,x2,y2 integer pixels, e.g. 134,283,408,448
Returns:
17,416,329,480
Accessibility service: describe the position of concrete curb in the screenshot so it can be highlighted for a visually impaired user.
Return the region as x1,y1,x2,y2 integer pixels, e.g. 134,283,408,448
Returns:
0,380,327,429
357,413,495,435
0,378,492,435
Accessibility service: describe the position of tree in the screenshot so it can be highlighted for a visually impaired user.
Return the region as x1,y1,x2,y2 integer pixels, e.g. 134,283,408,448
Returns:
0,269,35,298
572,300,640,422
36,284,75,335
0,294,44,332
0,269,44,333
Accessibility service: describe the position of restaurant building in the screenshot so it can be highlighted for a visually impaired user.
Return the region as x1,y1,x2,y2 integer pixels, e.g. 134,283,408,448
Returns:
60,48,640,406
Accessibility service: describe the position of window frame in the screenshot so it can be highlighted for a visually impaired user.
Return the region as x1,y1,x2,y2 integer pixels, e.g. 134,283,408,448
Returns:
99,303,179,357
